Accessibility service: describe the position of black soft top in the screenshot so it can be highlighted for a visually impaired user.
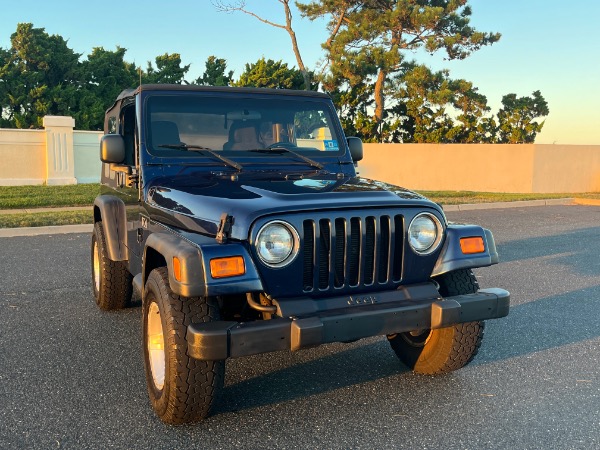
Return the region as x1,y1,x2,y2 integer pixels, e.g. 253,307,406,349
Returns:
106,84,330,117
121,84,328,101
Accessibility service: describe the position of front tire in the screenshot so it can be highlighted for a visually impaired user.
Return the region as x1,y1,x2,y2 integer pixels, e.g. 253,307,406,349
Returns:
91,221,132,310
388,269,485,375
142,267,224,424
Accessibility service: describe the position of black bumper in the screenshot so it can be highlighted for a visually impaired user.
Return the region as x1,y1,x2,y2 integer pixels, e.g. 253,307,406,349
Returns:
187,287,510,361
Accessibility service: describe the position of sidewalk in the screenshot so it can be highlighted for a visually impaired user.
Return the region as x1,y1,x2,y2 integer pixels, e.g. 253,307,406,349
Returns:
441,197,577,211
2,197,598,238
0,223,93,237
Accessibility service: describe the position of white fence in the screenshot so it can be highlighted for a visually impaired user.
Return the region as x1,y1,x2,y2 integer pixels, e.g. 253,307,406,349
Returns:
0,116,102,186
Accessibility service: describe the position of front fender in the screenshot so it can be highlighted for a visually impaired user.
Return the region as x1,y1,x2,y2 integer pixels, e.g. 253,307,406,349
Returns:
93,195,128,261
144,232,263,298
431,225,499,277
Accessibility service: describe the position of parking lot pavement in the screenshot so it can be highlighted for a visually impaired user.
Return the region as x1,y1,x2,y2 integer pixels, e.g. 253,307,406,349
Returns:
1,205,599,449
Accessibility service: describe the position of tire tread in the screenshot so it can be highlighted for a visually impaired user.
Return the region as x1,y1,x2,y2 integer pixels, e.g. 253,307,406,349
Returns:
144,267,223,424
92,221,132,310
389,269,485,375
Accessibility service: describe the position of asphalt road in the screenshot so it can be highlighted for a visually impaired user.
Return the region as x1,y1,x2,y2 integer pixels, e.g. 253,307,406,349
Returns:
1,205,599,449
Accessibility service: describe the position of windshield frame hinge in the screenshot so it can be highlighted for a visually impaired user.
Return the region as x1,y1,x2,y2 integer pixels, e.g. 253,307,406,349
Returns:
216,213,234,244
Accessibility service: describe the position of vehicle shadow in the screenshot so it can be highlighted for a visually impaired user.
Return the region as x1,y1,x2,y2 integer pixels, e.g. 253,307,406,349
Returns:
217,283,600,415
216,339,407,415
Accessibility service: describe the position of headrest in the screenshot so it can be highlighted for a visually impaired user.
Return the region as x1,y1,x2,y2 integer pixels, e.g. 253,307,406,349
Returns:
152,121,181,146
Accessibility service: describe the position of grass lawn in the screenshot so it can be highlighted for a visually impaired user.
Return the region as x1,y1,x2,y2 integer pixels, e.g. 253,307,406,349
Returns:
0,210,93,228
0,184,99,209
418,190,600,205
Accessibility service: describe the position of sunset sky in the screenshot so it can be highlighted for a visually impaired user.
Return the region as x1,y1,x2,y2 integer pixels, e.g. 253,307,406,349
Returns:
2,0,599,144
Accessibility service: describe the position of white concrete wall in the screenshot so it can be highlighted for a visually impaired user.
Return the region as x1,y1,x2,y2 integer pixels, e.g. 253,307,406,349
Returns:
0,128,46,185
360,143,600,193
0,117,102,186
74,131,102,184
531,145,600,193
43,116,78,185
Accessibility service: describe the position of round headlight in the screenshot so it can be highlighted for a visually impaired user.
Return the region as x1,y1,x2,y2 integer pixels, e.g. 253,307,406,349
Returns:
255,221,299,267
408,213,443,254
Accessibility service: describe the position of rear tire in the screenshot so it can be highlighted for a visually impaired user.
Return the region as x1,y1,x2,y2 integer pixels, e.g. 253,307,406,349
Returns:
91,221,132,310
388,269,485,375
142,267,224,424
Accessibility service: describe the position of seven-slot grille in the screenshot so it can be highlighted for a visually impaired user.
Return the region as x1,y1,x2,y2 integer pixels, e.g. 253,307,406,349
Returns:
302,214,404,292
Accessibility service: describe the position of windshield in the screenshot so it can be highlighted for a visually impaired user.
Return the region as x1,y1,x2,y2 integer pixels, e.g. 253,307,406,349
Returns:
144,93,343,157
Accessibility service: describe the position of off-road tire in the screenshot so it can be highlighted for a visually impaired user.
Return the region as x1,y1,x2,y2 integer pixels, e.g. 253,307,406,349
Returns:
142,267,224,424
388,269,485,375
91,221,133,310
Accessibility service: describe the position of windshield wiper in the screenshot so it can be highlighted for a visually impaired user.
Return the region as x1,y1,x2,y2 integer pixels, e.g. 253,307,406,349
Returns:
256,146,324,170
159,143,243,172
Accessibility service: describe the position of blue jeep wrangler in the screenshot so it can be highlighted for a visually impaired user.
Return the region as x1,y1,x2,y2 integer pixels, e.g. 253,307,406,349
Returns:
91,85,510,424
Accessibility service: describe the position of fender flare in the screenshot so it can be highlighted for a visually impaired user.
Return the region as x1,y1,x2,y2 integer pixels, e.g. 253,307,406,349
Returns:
144,232,263,298
93,195,128,261
431,225,499,277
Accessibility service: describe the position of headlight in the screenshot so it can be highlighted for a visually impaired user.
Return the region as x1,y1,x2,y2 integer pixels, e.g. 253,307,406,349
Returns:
408,213,443,255
255,221,299,267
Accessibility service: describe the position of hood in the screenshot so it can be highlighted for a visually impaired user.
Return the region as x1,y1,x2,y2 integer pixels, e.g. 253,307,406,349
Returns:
145,169,440,240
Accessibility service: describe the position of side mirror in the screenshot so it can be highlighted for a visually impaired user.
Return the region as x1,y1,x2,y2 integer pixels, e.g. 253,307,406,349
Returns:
100,134,125,164
347,137,363,162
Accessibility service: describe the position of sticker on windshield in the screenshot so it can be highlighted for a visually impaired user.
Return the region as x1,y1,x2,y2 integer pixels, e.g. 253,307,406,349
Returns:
323,140,339,151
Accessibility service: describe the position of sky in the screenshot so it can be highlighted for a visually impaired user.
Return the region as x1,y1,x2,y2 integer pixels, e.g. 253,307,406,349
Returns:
1,0,599,145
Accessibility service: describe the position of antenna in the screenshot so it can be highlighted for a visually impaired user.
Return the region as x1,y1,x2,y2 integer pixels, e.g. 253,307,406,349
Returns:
139,67,142,87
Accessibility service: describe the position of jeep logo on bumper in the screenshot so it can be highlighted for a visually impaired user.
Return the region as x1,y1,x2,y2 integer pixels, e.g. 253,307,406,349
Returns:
348,295,378,306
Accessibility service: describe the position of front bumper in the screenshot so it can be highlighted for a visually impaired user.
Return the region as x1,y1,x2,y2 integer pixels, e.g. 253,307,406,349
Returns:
187,286,510,361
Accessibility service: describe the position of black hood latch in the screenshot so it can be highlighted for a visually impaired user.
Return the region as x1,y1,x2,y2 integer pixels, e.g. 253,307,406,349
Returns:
216,213,234,244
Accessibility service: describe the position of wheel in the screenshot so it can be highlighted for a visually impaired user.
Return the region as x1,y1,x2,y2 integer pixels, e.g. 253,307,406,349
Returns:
142,267,224,424
91,221,132,310
388,269,485,375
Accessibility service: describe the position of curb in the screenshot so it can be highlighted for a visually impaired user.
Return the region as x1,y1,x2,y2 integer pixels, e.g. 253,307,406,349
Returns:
442,198,575,212
0,224,93,238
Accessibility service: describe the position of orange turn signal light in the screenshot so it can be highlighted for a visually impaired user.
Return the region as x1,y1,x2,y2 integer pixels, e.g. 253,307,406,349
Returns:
210,256,245,279
460,237,485,254
173,257,182,281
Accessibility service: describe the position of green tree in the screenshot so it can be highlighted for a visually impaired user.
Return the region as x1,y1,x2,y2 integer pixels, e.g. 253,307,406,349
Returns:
143,53,190,84
299,0,501,141
195,56,234,86
446,78,492,143
76,46,138,130
0,47,10,127
390,64,495,143
234,57,305,89
0,23,80,128
391,64,447,143
329,81,375,140
497,90,549,143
